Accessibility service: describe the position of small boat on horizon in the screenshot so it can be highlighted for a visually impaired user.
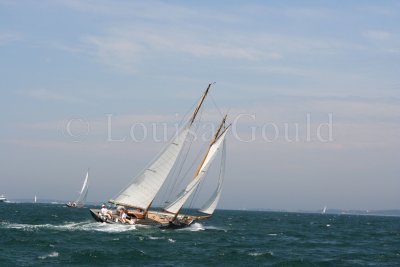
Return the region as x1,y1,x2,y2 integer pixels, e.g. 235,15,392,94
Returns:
34,195,37,203
0,194,7,203
66,170,89,208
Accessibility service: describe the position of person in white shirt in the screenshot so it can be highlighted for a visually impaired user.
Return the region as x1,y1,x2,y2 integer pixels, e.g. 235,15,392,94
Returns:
118,209,136,224
100,204,112,220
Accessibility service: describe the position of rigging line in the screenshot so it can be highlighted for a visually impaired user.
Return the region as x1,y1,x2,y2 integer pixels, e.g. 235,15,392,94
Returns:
178,97,198,127
172,105,205,191
188,165,209,210
162,107,204,205
160,134,193,205
209,91,224,118
159,94,204,203
173,125,205,191
189,135,225,211
188,146,218,211
175,139,204,192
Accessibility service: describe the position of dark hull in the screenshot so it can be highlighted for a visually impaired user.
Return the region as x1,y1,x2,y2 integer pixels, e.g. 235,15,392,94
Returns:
66,203,84,208
159,221,194,229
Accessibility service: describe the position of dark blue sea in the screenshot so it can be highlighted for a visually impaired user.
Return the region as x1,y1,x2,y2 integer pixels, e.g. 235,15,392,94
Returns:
0,203,399,266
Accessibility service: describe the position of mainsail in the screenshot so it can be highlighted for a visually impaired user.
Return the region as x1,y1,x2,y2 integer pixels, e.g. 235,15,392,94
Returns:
164,123,229,215
199,138,226,215
109,84,212,211
76,170,89,205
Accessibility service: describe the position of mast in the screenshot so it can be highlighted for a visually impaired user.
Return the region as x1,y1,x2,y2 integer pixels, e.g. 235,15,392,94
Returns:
194,114,227,178
109,84,213,212
189,83,212,125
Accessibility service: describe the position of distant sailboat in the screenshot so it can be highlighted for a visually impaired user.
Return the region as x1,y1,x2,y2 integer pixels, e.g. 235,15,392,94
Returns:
90,84,230,228
34,195,37,203
67,170,89,208
322,206,327,214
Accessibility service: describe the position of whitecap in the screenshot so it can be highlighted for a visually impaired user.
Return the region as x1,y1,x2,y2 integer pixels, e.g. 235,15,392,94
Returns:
38,251,59,259
203,225,226,231
3,221,137,233
248,251,273,257
148,236,164,240
83,222,137,233
177,222,205,232
168,238,176,243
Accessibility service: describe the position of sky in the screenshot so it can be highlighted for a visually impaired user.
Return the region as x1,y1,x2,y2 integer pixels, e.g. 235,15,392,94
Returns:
0,0,399,211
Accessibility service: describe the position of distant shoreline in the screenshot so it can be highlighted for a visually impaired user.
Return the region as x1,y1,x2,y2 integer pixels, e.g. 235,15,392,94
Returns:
3,200,400,217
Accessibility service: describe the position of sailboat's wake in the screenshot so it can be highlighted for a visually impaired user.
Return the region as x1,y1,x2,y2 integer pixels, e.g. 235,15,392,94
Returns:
184,222,205,231
0,221,137,233
171,222,227,232
1,220,226,233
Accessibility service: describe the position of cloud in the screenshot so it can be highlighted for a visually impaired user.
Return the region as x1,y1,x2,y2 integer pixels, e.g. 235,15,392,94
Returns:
22,88,85,103
83,35,142,73
81,27,282,73
363,30,392,40
0,31,22,45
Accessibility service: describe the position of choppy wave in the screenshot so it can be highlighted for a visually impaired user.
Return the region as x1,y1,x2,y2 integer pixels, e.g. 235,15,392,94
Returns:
248,251,274,257
38,252,59,260
1,205,400,266
148,236,164,240
1,221,137,233
177,222,226,232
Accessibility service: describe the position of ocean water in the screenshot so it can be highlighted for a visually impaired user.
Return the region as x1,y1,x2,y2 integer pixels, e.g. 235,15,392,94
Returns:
0,203,399,266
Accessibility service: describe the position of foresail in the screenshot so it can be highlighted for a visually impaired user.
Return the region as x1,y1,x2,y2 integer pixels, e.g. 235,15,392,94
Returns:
199,139,226,215
164,130,228,214
76,171,89,204
80,171,89,195
112,126,190,210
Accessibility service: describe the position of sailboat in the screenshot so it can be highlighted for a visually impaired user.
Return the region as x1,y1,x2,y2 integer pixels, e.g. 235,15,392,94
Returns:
90,84,229,228
66,170,89,208
34,195,37,203
322,206,327,214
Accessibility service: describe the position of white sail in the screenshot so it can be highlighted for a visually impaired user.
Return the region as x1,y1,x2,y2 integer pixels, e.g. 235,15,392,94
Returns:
80,171,89,195
34,195,37,203
109,85,212,211
199,138,226,215
322,206,327,214
112,126,191,210
76,171,89,204
164,130,228,214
